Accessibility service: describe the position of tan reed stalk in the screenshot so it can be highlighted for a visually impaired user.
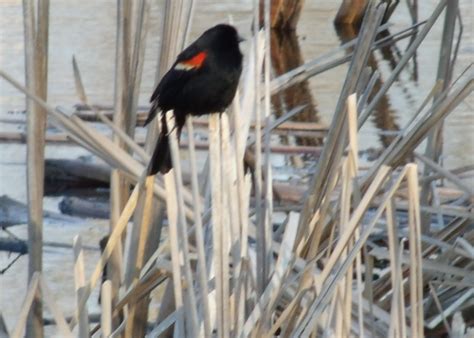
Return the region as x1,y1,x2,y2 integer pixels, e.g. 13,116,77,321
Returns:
350,114,366,338
168,111,201,336
73,236,90,338
386,202,406,338
297,3,386,254
232,43,270,333
294,165,393,337
112,1,153,327
209,113,226,336
22,0,49,336
163,178,184,335
407,164,424,337
253,0,266,298
101,280,113,337
240,212,299,337
72,56,149,161
185,118,212,337
124,174,155,338
338,94,359,337
70,183,141,329
262,0,274,309
358,0,448,126
121,2,152,317
219,114,235,335
108,0,132,324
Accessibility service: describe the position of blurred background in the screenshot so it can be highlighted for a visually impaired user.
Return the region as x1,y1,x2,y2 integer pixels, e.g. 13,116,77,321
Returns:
0,1,473,336
1,0,472,208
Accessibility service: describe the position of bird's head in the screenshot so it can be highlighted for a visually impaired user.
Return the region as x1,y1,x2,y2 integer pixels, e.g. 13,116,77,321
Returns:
199,24,245,52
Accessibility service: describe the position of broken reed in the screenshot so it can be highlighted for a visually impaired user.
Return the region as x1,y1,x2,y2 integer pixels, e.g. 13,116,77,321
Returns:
23,0,49,337
2,0,473,337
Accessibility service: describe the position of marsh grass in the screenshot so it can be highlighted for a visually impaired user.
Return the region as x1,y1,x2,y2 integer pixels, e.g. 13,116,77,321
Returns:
1,0,473,337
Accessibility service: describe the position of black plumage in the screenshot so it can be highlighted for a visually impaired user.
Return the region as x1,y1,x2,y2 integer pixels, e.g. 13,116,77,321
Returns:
145,24,244,175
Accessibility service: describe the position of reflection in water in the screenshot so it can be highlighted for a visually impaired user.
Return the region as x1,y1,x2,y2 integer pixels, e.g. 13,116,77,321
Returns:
406,0,419,81
270,29,322,147
334,21,404,148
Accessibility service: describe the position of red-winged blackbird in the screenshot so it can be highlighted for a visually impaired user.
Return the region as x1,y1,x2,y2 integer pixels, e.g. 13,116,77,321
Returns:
144,24,244,175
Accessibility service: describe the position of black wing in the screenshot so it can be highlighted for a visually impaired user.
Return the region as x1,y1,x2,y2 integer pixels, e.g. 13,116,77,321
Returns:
144,43,204,125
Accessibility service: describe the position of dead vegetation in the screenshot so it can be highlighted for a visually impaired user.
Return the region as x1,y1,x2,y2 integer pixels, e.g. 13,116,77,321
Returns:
0,0,473,337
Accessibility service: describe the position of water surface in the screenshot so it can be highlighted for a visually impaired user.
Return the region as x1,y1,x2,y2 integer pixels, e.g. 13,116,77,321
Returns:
0,0,473,333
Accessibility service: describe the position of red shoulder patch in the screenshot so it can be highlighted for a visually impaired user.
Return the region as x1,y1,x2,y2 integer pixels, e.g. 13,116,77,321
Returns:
185,51,207,67
175,51,207,70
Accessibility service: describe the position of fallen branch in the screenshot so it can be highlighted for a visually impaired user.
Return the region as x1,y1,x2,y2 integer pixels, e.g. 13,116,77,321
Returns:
0,195,75,227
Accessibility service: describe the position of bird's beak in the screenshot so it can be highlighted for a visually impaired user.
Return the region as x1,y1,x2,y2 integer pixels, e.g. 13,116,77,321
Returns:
238,35,246,43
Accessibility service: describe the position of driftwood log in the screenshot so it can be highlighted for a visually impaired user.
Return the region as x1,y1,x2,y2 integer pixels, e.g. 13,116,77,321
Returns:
45,159,110,186
0,195,72,227
44,158,110,196
45,157,310,204
0,237,28,254
0,237,99,254
4,152,314,221
1,131,324,155
59,197,109,219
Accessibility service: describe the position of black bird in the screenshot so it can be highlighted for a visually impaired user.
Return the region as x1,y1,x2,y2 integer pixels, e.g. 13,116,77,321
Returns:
144,24,244,175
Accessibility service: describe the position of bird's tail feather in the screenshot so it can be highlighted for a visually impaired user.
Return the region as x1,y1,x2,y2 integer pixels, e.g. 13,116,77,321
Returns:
144,101,159,126
147,130,172,175
147,112,186,176
147,114,172,175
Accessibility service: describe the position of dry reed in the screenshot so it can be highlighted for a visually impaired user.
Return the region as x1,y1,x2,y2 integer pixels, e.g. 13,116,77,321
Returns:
1,0,473,337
